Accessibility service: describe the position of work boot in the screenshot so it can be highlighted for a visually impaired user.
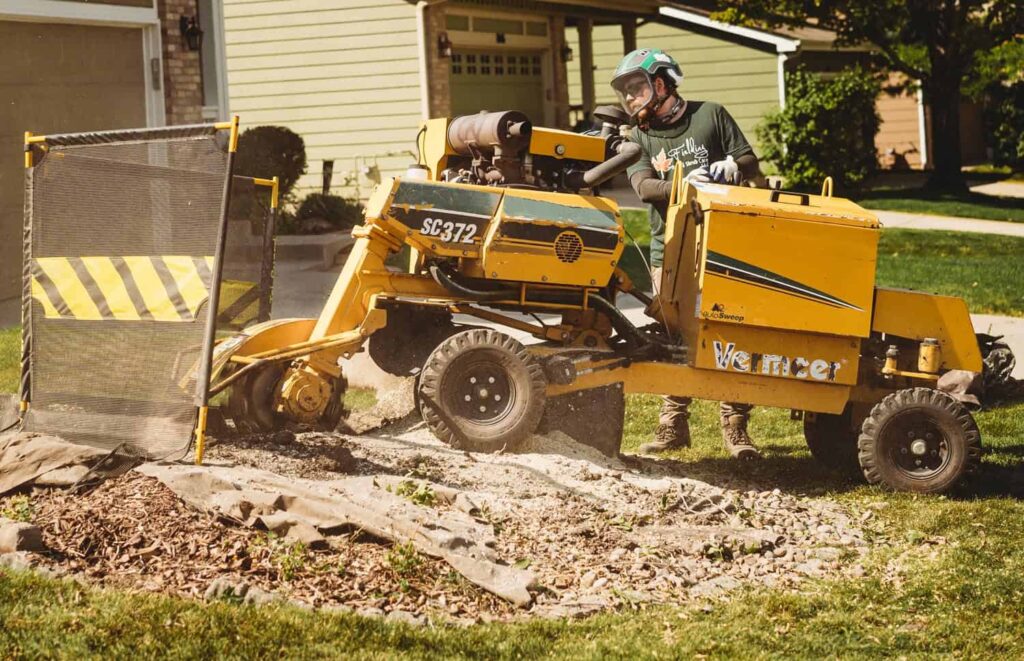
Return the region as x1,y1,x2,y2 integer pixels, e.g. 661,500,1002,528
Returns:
639,422,692,454
721,414,761,460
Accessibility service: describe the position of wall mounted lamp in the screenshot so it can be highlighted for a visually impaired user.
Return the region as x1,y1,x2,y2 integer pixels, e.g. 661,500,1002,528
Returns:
437,31,453,58
179,15,203,52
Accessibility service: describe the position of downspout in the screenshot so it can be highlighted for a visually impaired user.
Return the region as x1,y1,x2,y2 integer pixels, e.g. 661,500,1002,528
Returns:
776,53,788,109
916,84,929,169
416,1,447,120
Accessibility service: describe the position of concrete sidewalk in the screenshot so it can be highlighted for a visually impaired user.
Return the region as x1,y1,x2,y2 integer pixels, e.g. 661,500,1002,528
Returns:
876,210,1024,237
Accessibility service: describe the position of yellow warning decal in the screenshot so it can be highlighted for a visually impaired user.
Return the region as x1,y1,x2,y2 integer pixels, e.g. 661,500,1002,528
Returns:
31,256,214,322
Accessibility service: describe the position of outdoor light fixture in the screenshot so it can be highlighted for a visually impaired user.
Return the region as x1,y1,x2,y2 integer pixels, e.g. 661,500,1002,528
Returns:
437,31,453,58
179,15,203,52
560,45,573,62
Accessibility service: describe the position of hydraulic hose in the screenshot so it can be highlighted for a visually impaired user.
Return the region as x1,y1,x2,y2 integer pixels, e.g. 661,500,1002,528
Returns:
429,265,517,301
430,266,648,350
565,141,643,190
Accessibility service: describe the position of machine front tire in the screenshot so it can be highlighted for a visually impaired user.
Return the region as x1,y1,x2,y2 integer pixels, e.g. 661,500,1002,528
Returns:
857,388,981,494
418,329,546,453
804,407,862,477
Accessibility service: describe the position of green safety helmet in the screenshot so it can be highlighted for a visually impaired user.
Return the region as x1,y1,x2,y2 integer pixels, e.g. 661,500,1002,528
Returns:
610,48,684,119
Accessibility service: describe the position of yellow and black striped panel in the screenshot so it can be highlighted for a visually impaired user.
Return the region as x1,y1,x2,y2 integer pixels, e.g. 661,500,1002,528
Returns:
30,256,214,322
217,279,261,329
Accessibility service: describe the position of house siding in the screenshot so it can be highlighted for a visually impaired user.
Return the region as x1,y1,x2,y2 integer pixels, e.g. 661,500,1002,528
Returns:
566,22,781,153
223,0,424,199
569,21,774,151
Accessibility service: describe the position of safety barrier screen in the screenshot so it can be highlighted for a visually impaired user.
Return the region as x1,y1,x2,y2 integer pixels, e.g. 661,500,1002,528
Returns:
22,125,233,458
218,175,277,332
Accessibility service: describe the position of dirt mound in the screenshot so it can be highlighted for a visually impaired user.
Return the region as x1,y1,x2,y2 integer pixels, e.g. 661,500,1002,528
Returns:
201,423,870,618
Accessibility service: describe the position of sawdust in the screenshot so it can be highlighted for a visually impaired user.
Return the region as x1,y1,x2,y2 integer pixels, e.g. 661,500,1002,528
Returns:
4,413,872,623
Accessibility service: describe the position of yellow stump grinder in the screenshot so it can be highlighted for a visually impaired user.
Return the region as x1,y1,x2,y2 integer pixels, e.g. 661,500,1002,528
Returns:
207,110,983,494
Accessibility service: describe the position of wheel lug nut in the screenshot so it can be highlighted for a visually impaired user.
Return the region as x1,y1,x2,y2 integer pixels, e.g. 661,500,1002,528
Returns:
464,395,471,402
494,395,501,401
470,377,477,384
479,405,486,413
479,388,488,398
488,376,495,384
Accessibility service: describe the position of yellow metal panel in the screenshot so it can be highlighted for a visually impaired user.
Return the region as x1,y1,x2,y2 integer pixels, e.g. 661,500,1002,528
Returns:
696,183,879,228
700,209,878,338
528,128,607,163
482,190,624,286
872,288,983,372
546,361,851,415
694,320,861,386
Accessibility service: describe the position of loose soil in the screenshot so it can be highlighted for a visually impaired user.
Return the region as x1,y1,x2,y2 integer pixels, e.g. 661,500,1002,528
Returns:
7,393,875,623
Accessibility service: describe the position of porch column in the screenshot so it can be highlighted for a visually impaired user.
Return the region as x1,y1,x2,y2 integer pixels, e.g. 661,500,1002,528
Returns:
578,17,595,119
621,19,636,54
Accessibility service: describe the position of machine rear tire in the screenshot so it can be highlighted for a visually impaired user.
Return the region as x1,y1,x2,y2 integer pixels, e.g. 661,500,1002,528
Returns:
418,329,546,453
857,388,981,494
804,407,862,477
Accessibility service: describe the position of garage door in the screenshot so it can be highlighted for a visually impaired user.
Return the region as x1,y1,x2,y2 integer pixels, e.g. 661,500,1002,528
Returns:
0,21,147,303
450,49,546,124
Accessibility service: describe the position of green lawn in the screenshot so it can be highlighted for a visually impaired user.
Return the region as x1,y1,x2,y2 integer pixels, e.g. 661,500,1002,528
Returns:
855,188,1024,222
3,398,1024,658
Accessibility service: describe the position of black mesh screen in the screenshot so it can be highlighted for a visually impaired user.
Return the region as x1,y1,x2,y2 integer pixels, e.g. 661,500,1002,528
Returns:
23,127,230,458
218,176,276,332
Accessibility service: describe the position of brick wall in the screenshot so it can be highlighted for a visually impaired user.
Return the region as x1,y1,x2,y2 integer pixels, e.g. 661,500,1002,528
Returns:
158,0,203,125
425,4,451,118
550,15,569,129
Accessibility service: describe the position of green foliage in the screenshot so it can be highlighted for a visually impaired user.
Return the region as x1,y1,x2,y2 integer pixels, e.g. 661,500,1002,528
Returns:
984,82,1024,170
757,67,881,193
0,495,33,523
295,193,364,232
712,0,1023,187
394,480,437,507
234,126,307,203
386,542,422,577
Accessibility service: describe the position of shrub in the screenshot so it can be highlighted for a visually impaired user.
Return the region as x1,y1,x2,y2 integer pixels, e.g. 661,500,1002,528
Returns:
295,193,364,233
234,126,307,202
985,81,1023,170
757,66,881,193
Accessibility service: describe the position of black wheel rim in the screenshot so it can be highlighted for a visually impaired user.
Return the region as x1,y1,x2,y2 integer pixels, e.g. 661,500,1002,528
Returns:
881,408,952,480
443,356,516,425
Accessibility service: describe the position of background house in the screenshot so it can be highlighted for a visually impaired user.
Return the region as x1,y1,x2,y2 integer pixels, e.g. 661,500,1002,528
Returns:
221,0,661,200
223,0,986,204
0,0,229,313
566,5,941,169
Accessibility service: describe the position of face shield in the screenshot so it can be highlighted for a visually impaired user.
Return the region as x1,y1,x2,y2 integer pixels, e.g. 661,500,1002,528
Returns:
611,71,655,118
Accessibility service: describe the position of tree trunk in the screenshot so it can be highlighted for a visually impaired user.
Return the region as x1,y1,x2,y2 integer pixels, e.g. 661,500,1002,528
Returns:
924,75,967,190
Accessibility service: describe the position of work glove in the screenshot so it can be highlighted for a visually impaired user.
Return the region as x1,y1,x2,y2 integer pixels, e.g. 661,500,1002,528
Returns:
684,166,711,183
708,155,741,184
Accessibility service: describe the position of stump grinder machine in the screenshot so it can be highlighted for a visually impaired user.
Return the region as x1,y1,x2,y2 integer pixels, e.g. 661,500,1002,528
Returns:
206,110,983,494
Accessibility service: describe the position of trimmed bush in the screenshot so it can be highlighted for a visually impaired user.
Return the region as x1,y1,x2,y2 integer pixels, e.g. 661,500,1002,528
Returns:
294,193,364,234
234,126,307,202
757,67,881,193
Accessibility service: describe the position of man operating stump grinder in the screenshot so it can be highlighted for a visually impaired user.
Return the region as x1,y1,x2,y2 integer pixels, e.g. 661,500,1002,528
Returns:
611,48,767,459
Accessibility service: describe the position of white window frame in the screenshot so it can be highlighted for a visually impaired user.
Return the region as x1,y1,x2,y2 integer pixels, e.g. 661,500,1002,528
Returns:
0,0,166,127
198,0,230,121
